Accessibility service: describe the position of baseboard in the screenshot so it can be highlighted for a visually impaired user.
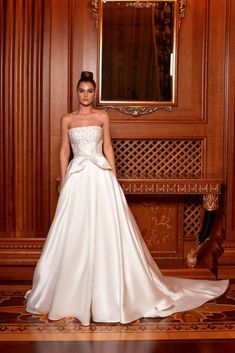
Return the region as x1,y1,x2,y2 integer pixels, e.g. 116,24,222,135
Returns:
0,266,35,281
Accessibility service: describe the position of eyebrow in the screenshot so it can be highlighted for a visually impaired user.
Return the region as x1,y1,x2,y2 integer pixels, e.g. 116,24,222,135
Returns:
78,88,94,92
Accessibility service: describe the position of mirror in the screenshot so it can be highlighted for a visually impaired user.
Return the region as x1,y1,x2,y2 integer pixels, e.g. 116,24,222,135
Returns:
92,0,186,116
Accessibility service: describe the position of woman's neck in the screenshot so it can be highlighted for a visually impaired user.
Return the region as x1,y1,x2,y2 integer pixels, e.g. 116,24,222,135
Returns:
78,105,93,116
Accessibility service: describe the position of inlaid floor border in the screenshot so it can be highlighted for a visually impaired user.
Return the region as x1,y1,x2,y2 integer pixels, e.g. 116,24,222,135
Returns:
1,285,235,340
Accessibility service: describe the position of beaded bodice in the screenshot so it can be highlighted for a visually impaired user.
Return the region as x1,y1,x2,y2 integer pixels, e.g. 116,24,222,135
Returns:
66,125,111,177
68,125,103,157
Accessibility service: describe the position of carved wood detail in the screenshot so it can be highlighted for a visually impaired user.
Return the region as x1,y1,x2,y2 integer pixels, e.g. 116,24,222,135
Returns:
113,139,203,178
119,180,222,195
0,239,43,265
128,196,184,267
130,201,175,250
183,196,202,238
203,194,219,211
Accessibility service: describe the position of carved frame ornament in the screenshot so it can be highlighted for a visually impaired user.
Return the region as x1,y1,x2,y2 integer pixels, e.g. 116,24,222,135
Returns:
91,0,187,25
91,0,187,116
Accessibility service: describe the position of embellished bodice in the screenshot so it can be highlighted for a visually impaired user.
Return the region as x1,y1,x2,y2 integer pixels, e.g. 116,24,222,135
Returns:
69,125,103,157
66,125,111,177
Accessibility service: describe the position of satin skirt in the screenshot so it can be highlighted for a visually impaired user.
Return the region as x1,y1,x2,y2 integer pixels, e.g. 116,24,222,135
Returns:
25,162,229,325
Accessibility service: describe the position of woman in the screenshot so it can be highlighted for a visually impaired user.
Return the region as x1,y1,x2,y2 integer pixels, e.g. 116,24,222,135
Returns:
26,71,228,326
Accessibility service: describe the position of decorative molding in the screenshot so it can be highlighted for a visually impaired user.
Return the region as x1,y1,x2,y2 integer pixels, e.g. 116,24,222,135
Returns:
0,239,44,265
0,244,43,250
91,0,98,25
187,233,224,270
91,0,187,25
203,194,219,211
120,182,221,195
179,0,187,22
0,258,39,265
104,105,173,116
187,243,203,268
126,0,187,23
125,2,162,8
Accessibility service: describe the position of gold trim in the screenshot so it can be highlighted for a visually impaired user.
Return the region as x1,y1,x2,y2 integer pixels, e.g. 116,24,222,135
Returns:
92,0,186,116
179,0,187,21
125,2,168,9
203,194,219,211
91,0,99,25
91,0,187,25
120,182,221,194
104,105,172,116
186,244,202,268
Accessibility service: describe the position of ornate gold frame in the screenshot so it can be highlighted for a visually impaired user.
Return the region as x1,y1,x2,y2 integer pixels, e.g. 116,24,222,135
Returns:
91,0,187,116
92,0,187,24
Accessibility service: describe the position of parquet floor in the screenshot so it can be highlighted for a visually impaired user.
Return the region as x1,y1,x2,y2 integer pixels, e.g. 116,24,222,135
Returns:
0,283,235,352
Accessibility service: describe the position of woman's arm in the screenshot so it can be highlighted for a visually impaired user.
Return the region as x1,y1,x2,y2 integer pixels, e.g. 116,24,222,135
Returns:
102,112,117,178
59,115,71,192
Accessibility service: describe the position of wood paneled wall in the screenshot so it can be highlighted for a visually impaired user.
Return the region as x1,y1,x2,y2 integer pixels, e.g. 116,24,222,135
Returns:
0,0,50,239
218,0,235,278
0,0,234,279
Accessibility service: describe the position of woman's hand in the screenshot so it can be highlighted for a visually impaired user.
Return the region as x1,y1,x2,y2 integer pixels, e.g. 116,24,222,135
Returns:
59,115,71,185
58,181,64,194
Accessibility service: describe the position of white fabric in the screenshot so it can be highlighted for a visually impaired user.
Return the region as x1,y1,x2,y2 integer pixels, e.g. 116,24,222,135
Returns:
25,126,229,325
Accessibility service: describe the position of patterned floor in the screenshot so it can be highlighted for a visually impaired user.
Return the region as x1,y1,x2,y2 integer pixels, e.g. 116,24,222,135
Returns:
1,284,235,340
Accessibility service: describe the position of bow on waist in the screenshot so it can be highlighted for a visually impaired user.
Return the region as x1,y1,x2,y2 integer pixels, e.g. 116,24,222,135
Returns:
66,153,112,177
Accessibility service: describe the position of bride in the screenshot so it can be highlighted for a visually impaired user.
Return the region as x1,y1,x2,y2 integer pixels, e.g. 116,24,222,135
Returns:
25,71,229,326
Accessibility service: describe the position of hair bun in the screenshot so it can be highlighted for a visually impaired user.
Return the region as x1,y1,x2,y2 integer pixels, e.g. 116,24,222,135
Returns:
81,71,93,80
77,71,96,90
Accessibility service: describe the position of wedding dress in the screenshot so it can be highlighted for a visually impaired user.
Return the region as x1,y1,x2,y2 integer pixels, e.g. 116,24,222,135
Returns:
25,125,229,325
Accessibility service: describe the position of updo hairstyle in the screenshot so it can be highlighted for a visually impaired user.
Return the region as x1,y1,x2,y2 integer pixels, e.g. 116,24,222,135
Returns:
77,71,96,90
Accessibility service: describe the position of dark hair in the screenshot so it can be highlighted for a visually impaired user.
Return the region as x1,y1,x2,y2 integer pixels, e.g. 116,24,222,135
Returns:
77,71,96,90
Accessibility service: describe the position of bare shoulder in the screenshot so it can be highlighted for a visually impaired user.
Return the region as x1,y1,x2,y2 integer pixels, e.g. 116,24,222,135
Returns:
61,113,73,128
95,109,109,124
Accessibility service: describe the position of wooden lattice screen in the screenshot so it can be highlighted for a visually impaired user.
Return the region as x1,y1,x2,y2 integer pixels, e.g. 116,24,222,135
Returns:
112,140,203,178
113,139,204,238
183,195,202,238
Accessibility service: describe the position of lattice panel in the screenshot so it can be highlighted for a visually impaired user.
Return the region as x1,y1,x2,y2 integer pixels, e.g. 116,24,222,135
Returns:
183,196,202,238
113,140,203,178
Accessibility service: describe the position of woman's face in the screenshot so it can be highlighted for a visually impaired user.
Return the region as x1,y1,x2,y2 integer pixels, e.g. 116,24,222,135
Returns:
77,82,95,106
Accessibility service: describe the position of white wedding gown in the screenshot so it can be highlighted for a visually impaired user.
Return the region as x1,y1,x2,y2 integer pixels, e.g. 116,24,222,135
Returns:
25,125,229,325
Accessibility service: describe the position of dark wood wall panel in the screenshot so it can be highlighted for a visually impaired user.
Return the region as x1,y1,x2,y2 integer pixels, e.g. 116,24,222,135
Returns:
0,0,16,235
226,0,235,237
0,0,50,238
218,0,235,278
49,0,97,212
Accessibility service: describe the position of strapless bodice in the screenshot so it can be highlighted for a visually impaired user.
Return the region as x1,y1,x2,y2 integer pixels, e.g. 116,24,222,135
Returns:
66,126,112,177
69,125,103,157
